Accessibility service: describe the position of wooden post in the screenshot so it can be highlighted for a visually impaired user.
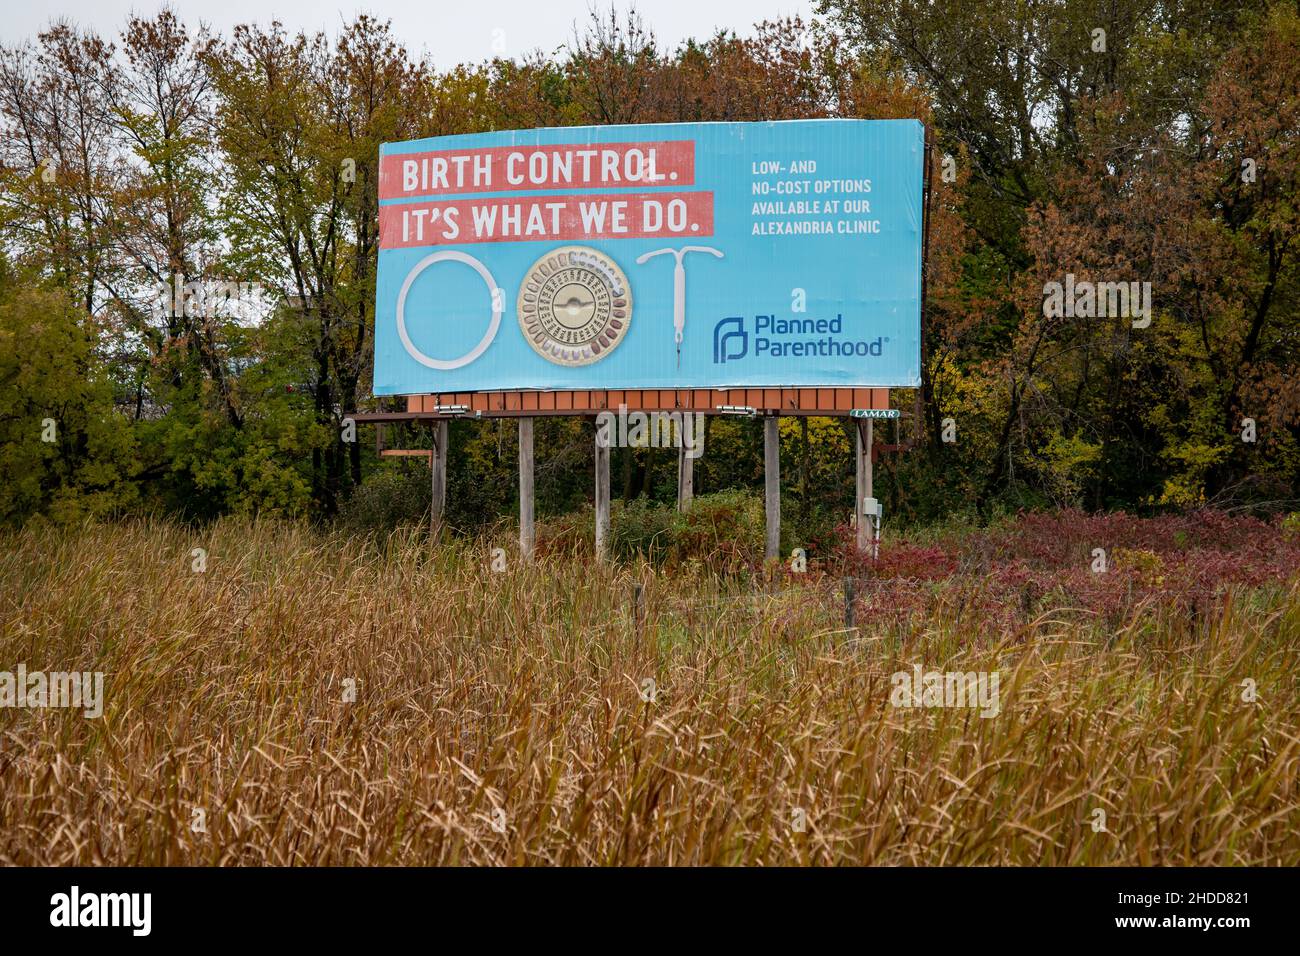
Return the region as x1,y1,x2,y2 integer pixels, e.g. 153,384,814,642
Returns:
764,415,780,561
866,418,876,559
844,577,856,630
854,421,864,551
518,417,534,562
430,419,448,538
677,442,694,511
595,417,610,562
855,419,874,553
865,419,874,496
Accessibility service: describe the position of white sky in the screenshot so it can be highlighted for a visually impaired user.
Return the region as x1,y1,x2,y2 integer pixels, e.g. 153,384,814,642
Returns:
0,0,816,67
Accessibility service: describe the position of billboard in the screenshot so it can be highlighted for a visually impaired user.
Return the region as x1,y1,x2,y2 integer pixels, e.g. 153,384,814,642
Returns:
374,119,923,395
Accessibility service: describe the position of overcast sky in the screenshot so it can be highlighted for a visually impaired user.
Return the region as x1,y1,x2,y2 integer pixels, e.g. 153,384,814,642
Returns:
0,0,817,66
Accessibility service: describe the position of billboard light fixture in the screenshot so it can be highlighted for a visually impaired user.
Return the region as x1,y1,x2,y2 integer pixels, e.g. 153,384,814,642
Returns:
434,404,470,416
715,405,757,416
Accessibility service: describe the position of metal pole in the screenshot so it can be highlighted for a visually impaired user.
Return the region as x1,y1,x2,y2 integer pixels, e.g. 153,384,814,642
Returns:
874,501,881,561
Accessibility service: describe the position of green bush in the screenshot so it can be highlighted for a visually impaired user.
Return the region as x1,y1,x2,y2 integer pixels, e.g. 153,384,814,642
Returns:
602,490,765,571
336,464,431,533
609,497,676,564
669,489,765,570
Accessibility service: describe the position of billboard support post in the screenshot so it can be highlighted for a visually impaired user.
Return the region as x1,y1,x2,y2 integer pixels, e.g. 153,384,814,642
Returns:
856,419,874,554
430,420,448,539
677,435,695,511
595,419,610,562
764,415,781,561
519,418,535,562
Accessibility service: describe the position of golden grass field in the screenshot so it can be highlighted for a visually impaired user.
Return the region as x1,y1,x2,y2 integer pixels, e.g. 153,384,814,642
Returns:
1,516,1297,865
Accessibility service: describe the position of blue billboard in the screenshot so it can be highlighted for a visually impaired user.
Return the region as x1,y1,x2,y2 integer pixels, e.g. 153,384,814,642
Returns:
374,119,923,394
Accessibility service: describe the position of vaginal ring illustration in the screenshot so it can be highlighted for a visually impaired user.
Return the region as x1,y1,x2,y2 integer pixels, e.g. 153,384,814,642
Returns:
397,250,502,370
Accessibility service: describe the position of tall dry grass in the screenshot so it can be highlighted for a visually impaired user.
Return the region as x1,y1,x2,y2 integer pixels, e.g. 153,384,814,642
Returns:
0,516,1296,865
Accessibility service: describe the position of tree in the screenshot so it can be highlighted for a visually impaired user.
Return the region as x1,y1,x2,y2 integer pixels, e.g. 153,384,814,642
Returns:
0,264,137,525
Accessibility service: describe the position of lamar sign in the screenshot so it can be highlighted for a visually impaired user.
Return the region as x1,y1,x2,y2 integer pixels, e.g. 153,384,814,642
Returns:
373,119,923,395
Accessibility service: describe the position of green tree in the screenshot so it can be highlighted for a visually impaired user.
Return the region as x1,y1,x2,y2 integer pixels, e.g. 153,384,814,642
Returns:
0,270,137,525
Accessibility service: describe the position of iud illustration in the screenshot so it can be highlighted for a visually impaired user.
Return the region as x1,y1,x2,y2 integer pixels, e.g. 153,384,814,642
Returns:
635,245,724,367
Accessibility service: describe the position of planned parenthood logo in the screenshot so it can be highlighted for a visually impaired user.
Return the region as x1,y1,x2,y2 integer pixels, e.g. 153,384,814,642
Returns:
713,313,885,364
713,316,748,363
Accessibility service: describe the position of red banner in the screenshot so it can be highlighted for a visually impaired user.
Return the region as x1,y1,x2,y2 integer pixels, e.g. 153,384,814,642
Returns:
379,141,695,200
379,191,714,247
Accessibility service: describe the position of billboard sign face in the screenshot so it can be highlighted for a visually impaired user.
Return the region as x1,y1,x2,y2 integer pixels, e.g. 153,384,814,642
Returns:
374,119,923,395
